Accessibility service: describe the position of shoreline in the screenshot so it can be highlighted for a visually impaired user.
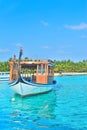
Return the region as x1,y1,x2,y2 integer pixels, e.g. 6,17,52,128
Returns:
54,72,87,76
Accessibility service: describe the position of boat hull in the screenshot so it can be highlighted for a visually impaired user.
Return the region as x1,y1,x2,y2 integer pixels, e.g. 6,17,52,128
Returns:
10,81,54,97
10,75,57,97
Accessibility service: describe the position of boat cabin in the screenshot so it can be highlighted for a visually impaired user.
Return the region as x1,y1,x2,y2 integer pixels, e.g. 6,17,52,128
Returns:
10,59,54,84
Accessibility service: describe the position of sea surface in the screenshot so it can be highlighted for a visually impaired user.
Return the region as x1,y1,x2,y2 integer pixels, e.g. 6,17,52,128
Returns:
0,75,87,130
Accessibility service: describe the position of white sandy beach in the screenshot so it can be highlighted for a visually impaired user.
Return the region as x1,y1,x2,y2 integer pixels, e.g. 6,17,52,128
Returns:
54,72,87,76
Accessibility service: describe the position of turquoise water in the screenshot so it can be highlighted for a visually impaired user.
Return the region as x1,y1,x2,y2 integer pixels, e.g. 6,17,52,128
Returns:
0,75,87,130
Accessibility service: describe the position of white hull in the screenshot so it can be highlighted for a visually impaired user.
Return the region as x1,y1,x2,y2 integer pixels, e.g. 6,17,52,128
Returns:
11,82,53,96
10,77,56,97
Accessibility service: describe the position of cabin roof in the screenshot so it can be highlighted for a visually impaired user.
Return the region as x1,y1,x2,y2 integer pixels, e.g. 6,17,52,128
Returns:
10,59,54,67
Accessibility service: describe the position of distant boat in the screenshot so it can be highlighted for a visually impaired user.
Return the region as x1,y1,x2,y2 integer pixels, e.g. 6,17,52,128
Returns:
0,72,10,82
9,48,57,97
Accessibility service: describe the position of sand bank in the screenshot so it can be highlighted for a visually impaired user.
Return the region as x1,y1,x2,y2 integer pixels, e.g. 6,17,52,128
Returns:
54,72,87,76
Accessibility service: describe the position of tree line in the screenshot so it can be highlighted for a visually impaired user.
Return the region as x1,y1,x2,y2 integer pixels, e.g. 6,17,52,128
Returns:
54,60,87,73
0,59,87,72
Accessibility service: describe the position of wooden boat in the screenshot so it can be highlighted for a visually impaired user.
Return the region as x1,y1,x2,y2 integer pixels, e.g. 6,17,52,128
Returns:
0,72,10,82
9,48,57,97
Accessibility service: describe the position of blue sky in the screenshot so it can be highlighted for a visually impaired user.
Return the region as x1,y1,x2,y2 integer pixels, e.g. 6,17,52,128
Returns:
0,0,87,61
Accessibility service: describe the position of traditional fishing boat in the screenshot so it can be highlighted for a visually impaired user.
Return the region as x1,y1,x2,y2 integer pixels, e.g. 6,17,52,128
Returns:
9,48,57,97
0,72,10,82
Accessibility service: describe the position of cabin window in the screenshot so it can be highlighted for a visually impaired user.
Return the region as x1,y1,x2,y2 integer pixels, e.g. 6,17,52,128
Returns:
48,66,50,74
14,64,18,70
42,64,45,74
38,64,41,74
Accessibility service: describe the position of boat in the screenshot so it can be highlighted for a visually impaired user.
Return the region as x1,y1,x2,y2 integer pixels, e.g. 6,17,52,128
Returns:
0,72,10,82
9,48,57,97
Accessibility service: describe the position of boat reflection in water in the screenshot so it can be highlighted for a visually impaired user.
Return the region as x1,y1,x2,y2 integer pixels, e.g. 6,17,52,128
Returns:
10,91,56,119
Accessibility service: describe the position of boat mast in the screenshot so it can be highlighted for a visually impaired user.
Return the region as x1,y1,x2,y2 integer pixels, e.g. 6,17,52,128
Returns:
18,47,23,75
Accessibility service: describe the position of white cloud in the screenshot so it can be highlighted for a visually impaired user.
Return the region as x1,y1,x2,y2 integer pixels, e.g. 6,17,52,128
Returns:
57,50,71,55
41,20,49,26
60,44,72,49
58,50,65,54
0,1,18,15
16,43,23,48
81,35,87,38
64,23,87,30
42,46,50,49
0,48,10,53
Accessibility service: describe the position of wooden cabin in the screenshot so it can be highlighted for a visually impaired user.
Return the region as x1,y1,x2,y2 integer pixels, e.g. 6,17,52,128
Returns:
10,59,54,84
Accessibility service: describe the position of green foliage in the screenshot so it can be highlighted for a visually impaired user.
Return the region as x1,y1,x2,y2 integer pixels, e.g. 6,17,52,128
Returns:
54,60,87,73
1,59,87,73
0,62,10,72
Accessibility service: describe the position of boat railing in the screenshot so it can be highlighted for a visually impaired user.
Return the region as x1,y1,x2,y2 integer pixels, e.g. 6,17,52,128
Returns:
22,58,54,63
